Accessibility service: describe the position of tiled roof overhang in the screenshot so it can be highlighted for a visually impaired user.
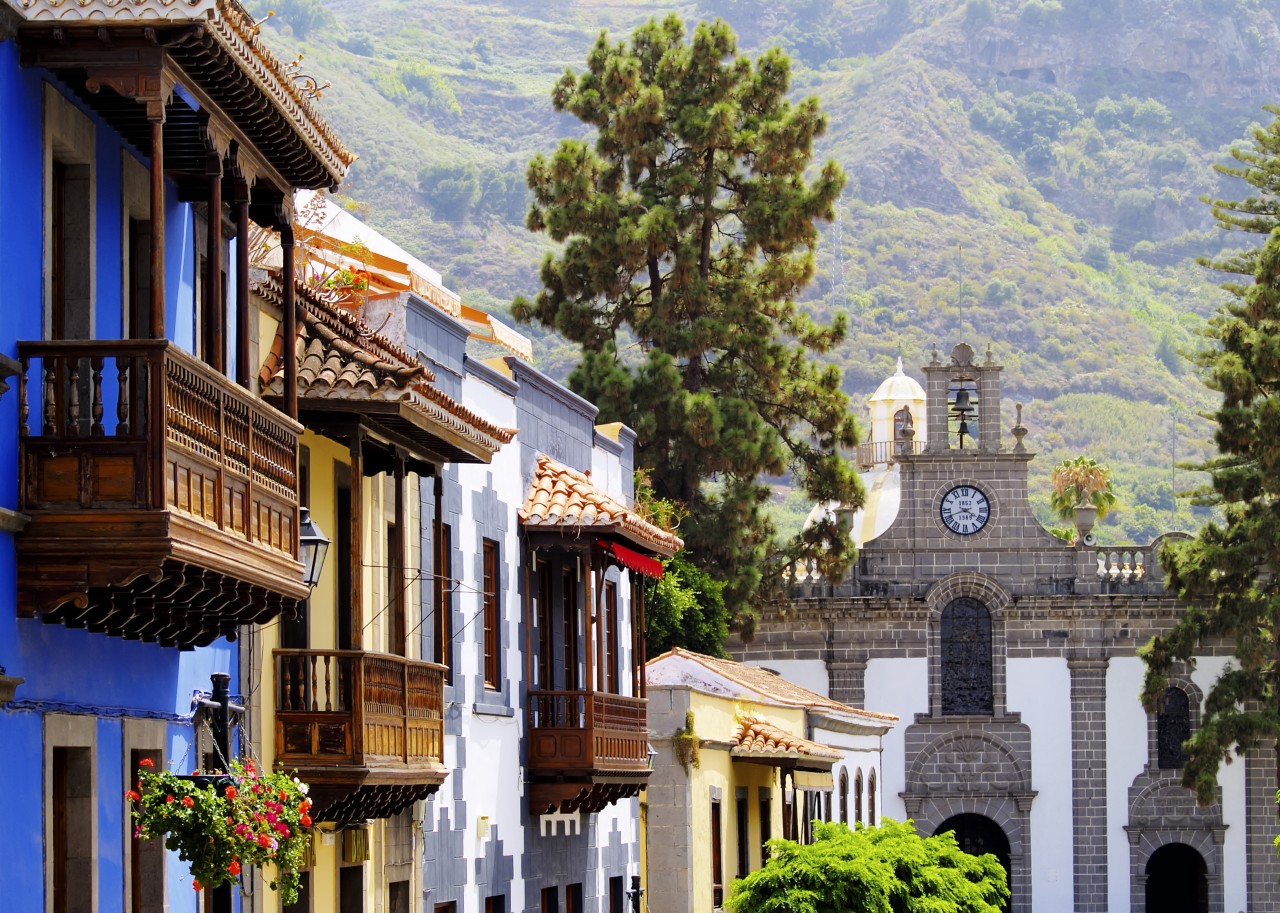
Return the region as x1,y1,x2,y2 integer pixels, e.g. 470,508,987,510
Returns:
257,279,514,466
17,0,353,193
730,716,841,769
519,454,683,557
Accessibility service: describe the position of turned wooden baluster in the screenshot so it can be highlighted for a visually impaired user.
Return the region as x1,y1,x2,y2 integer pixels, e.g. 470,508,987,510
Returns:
116,358,131,435
324,655,332,712
90,355,104,436
281,657,295,712
66,360,80,436
310,654,318,712
43,360,56,435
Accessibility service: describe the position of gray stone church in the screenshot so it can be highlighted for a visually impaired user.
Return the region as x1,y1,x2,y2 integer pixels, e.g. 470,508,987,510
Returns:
729,342,1278,913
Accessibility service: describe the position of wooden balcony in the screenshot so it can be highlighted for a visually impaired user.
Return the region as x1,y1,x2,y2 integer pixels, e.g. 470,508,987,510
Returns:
15,340,308,648
274,649,448,822
527,689,651,815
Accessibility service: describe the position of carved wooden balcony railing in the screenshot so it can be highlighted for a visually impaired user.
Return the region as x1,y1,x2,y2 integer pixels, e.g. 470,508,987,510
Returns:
274,649,448,822
15,339,307,648
527,689,651,815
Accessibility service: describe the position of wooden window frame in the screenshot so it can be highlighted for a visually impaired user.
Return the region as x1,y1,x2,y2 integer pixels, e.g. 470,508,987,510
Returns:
482,539,501,689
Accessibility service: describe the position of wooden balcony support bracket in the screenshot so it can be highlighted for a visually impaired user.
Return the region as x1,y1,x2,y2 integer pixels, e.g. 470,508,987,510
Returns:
15,340,307,647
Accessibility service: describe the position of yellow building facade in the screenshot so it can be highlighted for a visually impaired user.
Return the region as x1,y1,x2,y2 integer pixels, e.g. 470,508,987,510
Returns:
644,649,896,913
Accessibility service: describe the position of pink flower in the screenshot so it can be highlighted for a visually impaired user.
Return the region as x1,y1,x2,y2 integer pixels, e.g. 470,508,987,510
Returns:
274,822,290,837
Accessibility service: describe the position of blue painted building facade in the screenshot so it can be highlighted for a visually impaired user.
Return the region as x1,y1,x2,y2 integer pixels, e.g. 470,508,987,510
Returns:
0,2,351,909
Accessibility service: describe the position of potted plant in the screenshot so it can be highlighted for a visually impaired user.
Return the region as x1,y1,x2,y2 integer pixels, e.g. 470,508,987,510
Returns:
128,757,314,904
1049,456,1118,544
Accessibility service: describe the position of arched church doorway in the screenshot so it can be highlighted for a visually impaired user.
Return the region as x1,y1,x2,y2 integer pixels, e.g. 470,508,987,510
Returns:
1145,843,1208,913
935,814,1011,907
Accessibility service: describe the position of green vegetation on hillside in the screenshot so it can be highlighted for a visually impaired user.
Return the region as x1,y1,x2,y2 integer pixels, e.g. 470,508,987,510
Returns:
250,0,1280,545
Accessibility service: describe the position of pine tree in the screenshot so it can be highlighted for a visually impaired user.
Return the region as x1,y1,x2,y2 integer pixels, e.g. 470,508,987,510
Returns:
514,15,862,636
1141,106,1280,804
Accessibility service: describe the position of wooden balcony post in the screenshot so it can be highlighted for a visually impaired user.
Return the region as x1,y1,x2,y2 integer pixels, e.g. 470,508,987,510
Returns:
148,110,166,340
281,226,298,420
349,431,363,651
637,579,647,699
234,177,251,389
402,659,410,764
205,153,224,374
149,345,166,510
393,454,407,657
584,552,596,698
523,546,534,696
351,652,365,766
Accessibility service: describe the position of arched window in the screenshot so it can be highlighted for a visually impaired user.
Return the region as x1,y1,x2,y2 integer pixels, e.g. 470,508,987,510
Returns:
1158,686,1191,770
854,769,864,825
839,770,849,825
941,597,993,715
867,769,877,826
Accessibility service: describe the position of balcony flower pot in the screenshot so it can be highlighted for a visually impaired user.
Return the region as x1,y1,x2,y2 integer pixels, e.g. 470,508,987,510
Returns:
128,757,313,904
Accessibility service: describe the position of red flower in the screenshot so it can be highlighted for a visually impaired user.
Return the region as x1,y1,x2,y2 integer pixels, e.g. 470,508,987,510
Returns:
228,859,241,877
182,796,194,808
193,881,202,892
138,757,155,768
125,789,140,802
258,834,271,848
165,795,174,804
224,785,238,799
300,814,312,827
279,789,287,801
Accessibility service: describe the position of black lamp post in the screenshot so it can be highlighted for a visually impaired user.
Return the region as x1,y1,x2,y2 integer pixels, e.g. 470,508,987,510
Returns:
197,673,243,913
298,507,330,588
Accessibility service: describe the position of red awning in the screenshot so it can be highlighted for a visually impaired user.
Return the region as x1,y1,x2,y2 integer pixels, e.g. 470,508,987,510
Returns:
598,541,664,579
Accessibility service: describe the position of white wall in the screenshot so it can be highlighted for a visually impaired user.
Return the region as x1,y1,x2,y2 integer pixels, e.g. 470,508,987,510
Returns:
864,657,928,822
1008,657,1073,908
1107,656,1149,912
1190,657,1246,913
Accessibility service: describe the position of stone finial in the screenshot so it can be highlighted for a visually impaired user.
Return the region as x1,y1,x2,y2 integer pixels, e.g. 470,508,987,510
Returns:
929,344,940,366
1011,402,1028,453
984,343,995,365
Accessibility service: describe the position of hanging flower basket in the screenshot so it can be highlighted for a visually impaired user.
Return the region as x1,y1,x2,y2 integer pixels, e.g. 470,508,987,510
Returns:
128,757,314,905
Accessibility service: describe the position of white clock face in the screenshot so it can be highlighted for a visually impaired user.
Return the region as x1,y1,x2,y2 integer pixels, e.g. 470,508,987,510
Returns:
940,485,990,535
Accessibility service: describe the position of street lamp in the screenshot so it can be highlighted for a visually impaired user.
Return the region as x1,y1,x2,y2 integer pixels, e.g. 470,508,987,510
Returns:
298,507,330,589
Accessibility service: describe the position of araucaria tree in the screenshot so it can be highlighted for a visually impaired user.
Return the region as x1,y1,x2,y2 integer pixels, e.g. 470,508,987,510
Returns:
1141,106,1280,804
514,15,862,635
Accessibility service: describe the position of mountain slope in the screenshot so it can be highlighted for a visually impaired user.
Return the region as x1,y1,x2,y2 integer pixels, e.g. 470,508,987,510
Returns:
256,0,1280,543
